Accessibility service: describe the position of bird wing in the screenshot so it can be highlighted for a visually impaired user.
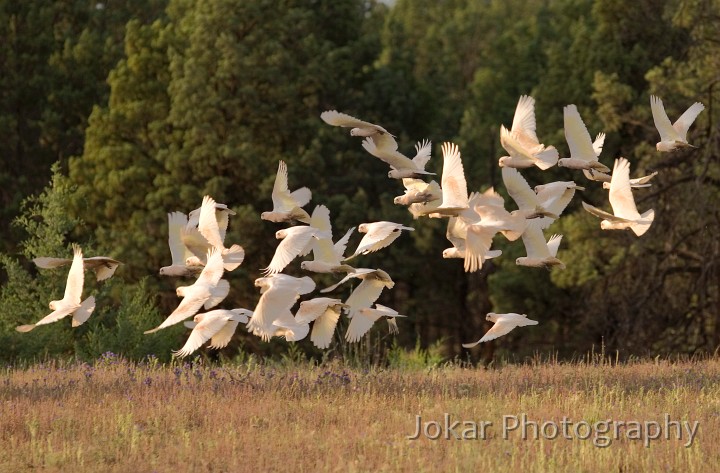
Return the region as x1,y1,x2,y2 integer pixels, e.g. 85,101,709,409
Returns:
310,204,332,235
23,305,77,330
198,195,225,249
672,102,705,139
320,110,389,134
412,139,432,170
511,95,539,144
62,245,85,305
247,283,302,341
290,187,312,208
310,305,342,349
216,209,230,244
345,308,381,342
537,185,576,224
333,227,355,259
362,137,416,170
295,298,339,324
32,257,72,269
546,234,563,258
476,187,506,208
581,201,633,223
583,169,611,182
270,160,296,211
352,223,399,256
71,296,96,327
608,158,641,220
196,248,225,286
320,268,376,293
564,104,597,162
86,258,121,281
181,225,211,260
209,318,242,350
439,142,468,209
501,166,538,211
592,132,606,157
479,318,521,342
173,312,232,358
146,286,208,333
445,217,467,251
520,221,550,259
650,95,679,141
263,227,318,275
345,278,388,318
464,225,496,272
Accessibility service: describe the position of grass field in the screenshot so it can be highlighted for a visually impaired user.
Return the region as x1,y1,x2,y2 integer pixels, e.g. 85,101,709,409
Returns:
1,353,719,472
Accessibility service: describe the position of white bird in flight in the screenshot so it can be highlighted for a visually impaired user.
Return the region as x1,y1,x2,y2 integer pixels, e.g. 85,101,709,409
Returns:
17,245,96,332
582,157,655,236
262,224,326,276
502,166,579,222
362,135,434,179
394,178,442,206
321,268,395,320
431,142,469,217
160,212,204,277
650,95,704,151
442,192,510,272
173,308,253,358
300,205,355,274
558,104,611,174
345,221,414,260
498,95,558,170
516,220,565,270
33,255,122,282
247,274,315,342
320,110,393,137
260,161,312,224
145,248,229,334
182,196,245,271
187,200,235,242
294,297,348,349
462,312,538,347
346,304,406,343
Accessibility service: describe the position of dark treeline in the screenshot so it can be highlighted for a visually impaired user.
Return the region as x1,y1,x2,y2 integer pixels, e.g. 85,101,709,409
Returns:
0,0,717,364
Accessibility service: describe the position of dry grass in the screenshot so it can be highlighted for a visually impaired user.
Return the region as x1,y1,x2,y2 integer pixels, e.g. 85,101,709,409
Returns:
1,354,719,472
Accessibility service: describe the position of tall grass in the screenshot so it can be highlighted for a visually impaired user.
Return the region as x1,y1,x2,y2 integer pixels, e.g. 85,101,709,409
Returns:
1,354,718,472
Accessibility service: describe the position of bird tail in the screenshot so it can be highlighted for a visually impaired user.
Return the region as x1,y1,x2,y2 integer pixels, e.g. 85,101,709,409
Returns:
222,244,245,271
204,279,230,310
631,209,655,237
533,146,559,170
72,296,97,327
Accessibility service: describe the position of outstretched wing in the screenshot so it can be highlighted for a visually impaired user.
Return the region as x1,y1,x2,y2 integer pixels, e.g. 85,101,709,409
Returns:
650,95,679,142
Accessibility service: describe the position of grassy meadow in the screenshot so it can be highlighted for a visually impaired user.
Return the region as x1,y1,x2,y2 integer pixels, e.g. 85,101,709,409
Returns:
1,353,719,472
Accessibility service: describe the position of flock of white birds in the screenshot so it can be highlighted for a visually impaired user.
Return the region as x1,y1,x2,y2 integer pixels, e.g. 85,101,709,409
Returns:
15,94,705,356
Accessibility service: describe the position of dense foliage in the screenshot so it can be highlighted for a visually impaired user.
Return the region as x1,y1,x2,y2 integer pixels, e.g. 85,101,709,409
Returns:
0,0,717,364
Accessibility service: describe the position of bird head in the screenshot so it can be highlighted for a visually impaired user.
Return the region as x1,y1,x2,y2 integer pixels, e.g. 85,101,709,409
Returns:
49,300,59,310
193,313,205,323
358,223,369,233
185,256,203,267
393,195,404,205
498,157,509,168
485,312,498,322
442,248,459,259
275,229,288,239
300,261,309,270
176,286,187,297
